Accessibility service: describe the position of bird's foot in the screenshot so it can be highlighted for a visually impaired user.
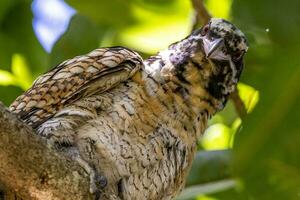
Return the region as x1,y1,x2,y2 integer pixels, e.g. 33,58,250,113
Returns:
58,148,107,200
75,156,107,194
37,119,108,196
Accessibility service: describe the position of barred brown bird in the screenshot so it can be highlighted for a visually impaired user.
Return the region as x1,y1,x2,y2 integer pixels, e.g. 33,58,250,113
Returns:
10,18,248,199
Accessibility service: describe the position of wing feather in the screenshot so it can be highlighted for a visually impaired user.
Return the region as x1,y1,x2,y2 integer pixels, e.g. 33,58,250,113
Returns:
9,47,143,128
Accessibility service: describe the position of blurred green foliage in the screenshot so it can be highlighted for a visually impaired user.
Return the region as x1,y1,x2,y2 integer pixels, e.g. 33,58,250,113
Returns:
0,0,299,199
231,0,300,199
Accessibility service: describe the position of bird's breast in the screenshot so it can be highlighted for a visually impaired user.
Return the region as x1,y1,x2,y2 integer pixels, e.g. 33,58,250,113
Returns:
75,73,207,199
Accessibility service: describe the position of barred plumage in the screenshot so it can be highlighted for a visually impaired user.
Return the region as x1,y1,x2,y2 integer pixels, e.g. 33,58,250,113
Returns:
10,47,142,128
10,18,247,199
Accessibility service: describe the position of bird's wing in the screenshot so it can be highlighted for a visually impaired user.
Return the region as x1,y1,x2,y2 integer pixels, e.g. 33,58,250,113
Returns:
9,47,143,128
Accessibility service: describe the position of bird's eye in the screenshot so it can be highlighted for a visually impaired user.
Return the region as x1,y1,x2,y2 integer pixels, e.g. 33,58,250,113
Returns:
201,25,210,36
232,51,244,61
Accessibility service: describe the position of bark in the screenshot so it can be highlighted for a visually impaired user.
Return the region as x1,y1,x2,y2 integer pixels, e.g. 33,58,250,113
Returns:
0,102,94,200
191,0,211,30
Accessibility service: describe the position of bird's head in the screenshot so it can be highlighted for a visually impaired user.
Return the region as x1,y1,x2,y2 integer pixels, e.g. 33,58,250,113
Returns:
196,18,248,79
164,18,248,110
196,18,248,97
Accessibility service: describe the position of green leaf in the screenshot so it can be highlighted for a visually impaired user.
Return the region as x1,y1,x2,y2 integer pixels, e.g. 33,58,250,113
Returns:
66,0,192,54
196,196,217,200
232,0,300,199
50,14,100,66
118,1,192,53
177,179,236,200
11,54,33,90
201,124,232,150
0,85,23,106
66,0,134,28
0,0,17,24
211,100,238,126
186,150,232,186
237,83,259,113
0,1,49,105
205,0,233,19
0,1,48,75
0,70,15,86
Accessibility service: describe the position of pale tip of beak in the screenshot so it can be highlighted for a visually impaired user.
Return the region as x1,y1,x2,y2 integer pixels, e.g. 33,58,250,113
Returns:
203,37,224,58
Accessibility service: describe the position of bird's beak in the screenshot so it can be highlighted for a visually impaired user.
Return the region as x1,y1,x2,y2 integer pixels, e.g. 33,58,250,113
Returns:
203,37,228,60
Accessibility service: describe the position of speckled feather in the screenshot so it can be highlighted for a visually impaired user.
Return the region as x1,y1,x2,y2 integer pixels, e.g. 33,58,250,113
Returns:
10,47,143,128
9,18,247,200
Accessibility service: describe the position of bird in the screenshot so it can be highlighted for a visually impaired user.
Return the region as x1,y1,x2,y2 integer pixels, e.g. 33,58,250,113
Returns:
9,18,248,200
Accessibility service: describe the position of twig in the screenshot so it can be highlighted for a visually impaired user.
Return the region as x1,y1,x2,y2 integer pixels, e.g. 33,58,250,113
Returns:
230,89,247,118
191,0,211,30
190,0,247,118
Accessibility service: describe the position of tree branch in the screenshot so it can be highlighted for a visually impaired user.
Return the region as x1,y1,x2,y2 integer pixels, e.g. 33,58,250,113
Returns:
230,89,247,118
191,0,211,30
0,102,94,200
190,0,247,118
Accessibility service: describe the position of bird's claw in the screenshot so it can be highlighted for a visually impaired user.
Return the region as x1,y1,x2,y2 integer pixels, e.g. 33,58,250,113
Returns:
74,155,107,197
96,175,108,189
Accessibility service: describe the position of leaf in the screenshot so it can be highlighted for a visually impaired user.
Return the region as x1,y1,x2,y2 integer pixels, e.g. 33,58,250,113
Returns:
186,150,232,186
0,86,23,106
0,1,48,75
66,0,134,28
66,0,192,54
196,196,217,200
50,14,100,66
118,1,192,53
205,0,233,19
177,179,236,200
201,124,232,150
11,54,33,90
0,0,17,24
237,83,259,113
231,0,300,199
0,70,15,86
